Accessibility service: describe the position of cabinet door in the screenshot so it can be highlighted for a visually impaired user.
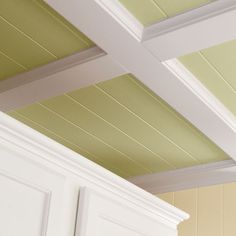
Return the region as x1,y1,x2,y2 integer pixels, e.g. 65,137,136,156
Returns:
0,138,70,236
75,188,176,236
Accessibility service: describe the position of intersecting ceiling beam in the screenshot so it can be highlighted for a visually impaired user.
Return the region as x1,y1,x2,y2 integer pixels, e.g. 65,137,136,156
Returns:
45,0,236,161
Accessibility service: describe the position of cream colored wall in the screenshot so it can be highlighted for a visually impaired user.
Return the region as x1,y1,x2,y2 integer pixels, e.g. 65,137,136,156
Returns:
158,182,236,236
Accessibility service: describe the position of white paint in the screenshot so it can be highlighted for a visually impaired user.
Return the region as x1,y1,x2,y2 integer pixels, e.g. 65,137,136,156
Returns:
0,47,104,93
143,0,236,60
76,188,179,236
129,160,236,194
0,112,188,235
0,140,68,236
96,0,143,41
0,48,126,112
45,0,236,161
0,173,50,236
164,59,236,131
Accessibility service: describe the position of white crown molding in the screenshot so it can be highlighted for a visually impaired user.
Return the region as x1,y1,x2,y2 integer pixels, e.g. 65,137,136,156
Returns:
129,160,236,194
0,47,126,111
143,0,236,60
45,0,236,161
163,59,236,131
0,112,189,227
94,0,144,41
143,0,236,40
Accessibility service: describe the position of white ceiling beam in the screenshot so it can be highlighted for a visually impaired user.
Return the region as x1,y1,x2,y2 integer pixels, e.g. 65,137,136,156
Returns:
45,0,236,160
0,47,126,112
129,160,236,194
143,0,236,60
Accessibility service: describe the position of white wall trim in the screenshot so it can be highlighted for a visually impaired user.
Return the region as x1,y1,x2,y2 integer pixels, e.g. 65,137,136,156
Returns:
129,160,236,194
143,0,236,60
0,47,126,112
0,112,189,227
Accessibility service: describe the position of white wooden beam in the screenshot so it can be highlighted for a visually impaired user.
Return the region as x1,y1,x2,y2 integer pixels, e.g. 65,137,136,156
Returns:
143,0,236,60
45,0,236,161
0,47,126,111
129,160,236,194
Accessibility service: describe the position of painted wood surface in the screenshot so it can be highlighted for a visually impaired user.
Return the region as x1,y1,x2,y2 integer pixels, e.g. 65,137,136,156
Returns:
158,182,236,236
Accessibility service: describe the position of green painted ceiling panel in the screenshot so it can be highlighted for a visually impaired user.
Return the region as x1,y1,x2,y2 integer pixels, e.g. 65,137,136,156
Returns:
0,0,94,81
119,0,212,25
179,39,236,117
9,75,229,178
9,111,128,178
41,96,174,171
119,0,165,26
68,85,198,168
0,52,25,79
11,104,146,177
0,18,54,68
97,75,228,163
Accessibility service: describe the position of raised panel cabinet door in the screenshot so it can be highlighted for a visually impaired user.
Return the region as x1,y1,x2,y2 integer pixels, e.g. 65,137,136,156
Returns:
0,137,69,236
75,188,177,236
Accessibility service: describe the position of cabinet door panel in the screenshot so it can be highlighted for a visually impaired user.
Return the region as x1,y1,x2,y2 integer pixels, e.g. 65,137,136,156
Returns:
76,188,176,236
0,139,69,236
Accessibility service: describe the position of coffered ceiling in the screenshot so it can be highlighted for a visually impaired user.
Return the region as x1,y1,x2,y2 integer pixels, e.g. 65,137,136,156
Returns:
1,0,236,181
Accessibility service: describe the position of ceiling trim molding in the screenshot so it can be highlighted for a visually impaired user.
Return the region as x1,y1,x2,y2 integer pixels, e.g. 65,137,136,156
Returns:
45,0,236,161
164,59,236,131
129,160,236,194
143,0,236,40
0,47,127,112
0,46,104,93
0,112,189,226
143,0,236,60
95,0,144,41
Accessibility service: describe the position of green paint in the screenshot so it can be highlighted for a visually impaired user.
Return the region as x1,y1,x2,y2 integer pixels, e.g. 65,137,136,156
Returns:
9,75,228,178
180,39,236,117
119,0,212,25
0,0,94,81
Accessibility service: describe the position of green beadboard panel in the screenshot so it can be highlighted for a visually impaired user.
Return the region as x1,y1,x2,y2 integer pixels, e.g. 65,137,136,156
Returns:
118,0,166,26
9,75,229,178
68,86,197,168
119,0,212,26
0,0,94,81
179,39,236,117
11,104,147,177
9,111,128,178
96,75,227,163
41,96,174,171
0,52,25,79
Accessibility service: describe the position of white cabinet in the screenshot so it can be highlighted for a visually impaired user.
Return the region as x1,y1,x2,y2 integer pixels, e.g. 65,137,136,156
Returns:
0,112,188,236
76,188,177,236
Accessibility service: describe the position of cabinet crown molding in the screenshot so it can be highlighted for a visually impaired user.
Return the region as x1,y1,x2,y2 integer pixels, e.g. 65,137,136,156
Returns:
0,112,188,228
